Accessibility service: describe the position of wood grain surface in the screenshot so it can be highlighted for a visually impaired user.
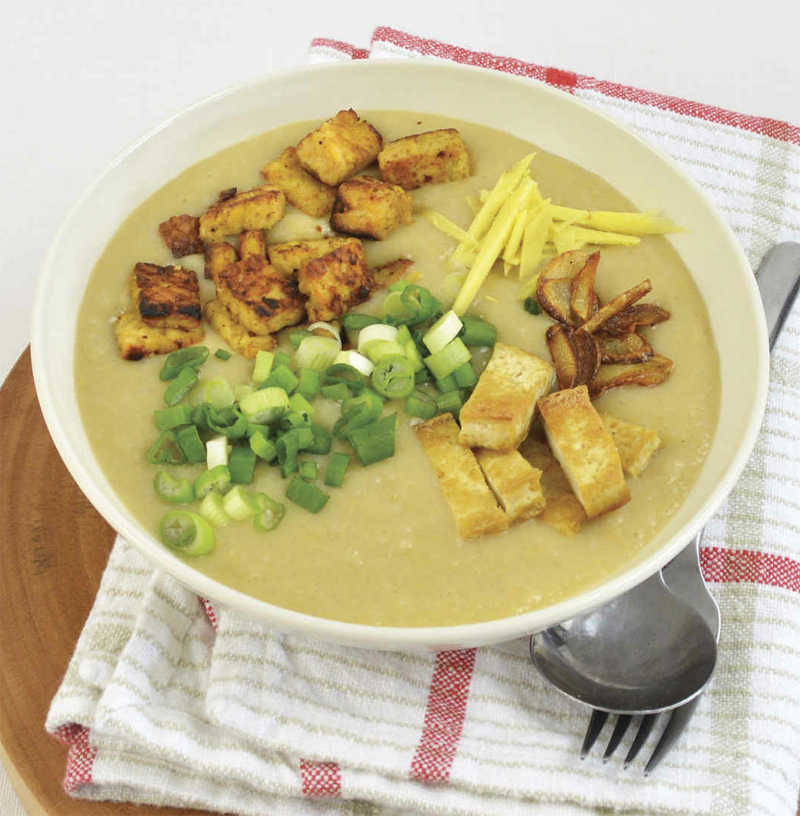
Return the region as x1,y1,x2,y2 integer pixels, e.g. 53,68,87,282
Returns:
0,348,206,816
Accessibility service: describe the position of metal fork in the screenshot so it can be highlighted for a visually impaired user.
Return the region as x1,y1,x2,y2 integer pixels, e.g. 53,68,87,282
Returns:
580,532,720,773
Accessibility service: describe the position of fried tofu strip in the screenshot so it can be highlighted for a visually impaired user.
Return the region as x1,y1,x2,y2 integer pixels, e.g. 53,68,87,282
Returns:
415,414,509,540
215,255,306,334
260,147,338,217
538,385,630,519
204,299,276,359
475,448,545,522
599,412,662,477
297,243,374,322
330,176,413,241
129,263,202,330
158,214,204,258
378,128,470,190
459,342,555,452
199,186,286,243
267,237,361,277
295,109,383,187
204,242,238,281
114,310,204,361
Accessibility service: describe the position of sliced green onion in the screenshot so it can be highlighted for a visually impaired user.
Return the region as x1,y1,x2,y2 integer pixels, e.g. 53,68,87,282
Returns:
453,361,479,388
159,346,209,381
459,316,498,346
281,410,312,430
363,339,406,364
229,446,257,484
295,367,321,401
320,383,351,401
251,493,286,531
322,363,364,395
387,279,411,292
423,310,463,353
324,452,351,487
245,423,271,439
176,425,206,464
160,511,215,556
164,366,198,406
395,324,412,346
295,335,340,370
334,349,374,377
199,491,231,527
424,338,471,380
290,329,314,348
401,285,440,325
214,348,232,361
286,477,330,513
357,324,397,354
206,436,230,469
274,350,292,369
405,390,437,420
154,404,193,431
153,469,195,504
342,314,380,330
193,378,235,410
250,430,277,462
239,387,289,423
147,430,185,465
524,297,541,315
251,350,275,385
382,290,419,324
414,367,433,385
307,423,333,455
261,364,298,394
277,430,300,478
235,383,255,402
299,460,318,482
206,404,248,439
193,465,232,499
372,355,415,400
435,374,459,393
294,426,314,450
222,486,254,521
403,340,425,373
289,391,315,419
436,390,463,416
345,413,398,466
334,389,383,438
307,322,341,343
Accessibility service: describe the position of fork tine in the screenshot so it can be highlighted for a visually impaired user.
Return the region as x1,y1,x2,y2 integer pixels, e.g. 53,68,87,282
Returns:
580,709,608,758
644,697,700,775
623,714,658,768
602,714,632,761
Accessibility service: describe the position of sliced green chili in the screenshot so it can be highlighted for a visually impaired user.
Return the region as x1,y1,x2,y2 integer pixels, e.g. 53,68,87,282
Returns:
159,346,209,381
147,430,185,465
163,366,198,406
372,355,415,400
193,464,231,499
324,452,351,487
160,511,215,556
286,477,329,513
153,469,195,504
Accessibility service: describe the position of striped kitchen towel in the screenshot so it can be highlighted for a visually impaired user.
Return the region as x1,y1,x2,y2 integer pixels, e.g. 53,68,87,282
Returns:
47,26,800,816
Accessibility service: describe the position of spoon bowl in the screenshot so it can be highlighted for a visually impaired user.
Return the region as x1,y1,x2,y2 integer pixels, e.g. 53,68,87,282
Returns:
530,571,718,714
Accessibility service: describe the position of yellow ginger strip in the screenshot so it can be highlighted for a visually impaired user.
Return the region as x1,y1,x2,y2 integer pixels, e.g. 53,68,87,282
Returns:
503,200,536,263
516,202,553,299
570,226,641,246
421,209,477,246
549,205,683,235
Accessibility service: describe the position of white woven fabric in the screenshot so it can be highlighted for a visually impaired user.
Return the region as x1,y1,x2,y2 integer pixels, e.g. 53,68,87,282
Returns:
47,27,800,816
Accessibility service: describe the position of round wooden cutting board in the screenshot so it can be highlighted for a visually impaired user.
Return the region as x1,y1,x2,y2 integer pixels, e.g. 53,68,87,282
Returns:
0,349,206,816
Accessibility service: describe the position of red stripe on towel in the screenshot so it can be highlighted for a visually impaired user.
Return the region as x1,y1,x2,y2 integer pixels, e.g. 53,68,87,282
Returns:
300,759,342,797
410,648,477,783
371,27,800,145
309,37,370,60
53,724,97,792
701,547,800,593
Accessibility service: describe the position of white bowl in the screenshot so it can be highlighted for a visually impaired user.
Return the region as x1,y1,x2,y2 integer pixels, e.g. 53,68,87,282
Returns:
31,60,768,650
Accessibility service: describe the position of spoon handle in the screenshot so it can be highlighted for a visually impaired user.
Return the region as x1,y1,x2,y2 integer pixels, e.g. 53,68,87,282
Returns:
756,241,800,350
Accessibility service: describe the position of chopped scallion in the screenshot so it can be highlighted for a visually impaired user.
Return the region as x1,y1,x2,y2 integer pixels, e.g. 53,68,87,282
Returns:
250,430,277,462
524,297,541,315
324,452,351,487
342,314,380,330
239,387,289,423
422,310,463,353
251,493,285,531
199,492,231,527
176,424,207,464
147,430,185,465
193,465,231,499
286,477,330,513
206,436,230,469
153,469,195,504
436,390,463,416
322,363,364,395
372,355,415,400
222,486,254,521
405,390,437,420
159,346,209,381
307,423,333,455
345,413,397,466
295,336,341,371
423,338,471,380
459,316,498,346
295,368,321,401
435,373,459,393
453,361,478,388
261,364,298,394
289,330,314,348
299,460,318,482
214,349,232,361
154,404,193,431
160,511,215,556
320,383,351,401
163,366,198,406
229,446,257,484
357,324,397,354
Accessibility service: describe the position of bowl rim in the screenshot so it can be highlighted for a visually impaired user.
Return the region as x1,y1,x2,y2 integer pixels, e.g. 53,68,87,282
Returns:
31,59,769,649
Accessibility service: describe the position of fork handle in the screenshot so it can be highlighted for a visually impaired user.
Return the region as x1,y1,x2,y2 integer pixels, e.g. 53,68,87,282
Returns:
643,696,701,775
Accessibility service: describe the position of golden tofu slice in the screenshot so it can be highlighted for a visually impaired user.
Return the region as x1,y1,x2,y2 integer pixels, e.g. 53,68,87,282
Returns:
129,263,202,330
204,241,238,281
114,310,204,361
330,176,413,240
204,299,276,359
517,429,554,472
297,242,374,322
537,461,588,536
158,214,204,258
415,414,509,540
475,448,545,522
378,128,470,190
599,412,662,477
260,147,338,217
538,385,630,519
267,237,361,277
199,186,286,242
459,342,555,452
215,255,306,335
295,109,383,186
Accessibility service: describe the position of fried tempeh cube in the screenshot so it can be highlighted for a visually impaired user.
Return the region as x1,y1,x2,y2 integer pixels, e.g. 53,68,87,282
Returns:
199,186,286,242
475,448,545,522
267,237,361,277
599,412,662,477
239,229,268,260
459,342,555,452
537,385,630,519
158,214,204,258
378,128,470,190
129,263,202,330
260,147,338,217
330,176,413,240
297,242,374,322
215,255,305,335
114,310,204,361
295,109,383,186
204,242,238,281
415,414,509,540
204,299,277,359
371,258,413,290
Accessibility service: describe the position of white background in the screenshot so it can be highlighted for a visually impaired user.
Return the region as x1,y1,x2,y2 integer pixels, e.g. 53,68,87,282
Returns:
1,0,798,813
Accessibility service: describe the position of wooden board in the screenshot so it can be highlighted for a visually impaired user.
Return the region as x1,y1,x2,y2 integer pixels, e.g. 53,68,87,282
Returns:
0,348,205,816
